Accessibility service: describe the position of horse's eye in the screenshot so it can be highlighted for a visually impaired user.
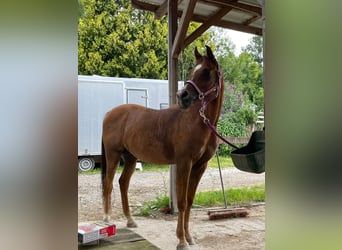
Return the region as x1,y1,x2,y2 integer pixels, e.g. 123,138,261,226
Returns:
202,69,211,80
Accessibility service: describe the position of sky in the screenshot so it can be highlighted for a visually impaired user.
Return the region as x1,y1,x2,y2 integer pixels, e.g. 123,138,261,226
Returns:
224,29,254,55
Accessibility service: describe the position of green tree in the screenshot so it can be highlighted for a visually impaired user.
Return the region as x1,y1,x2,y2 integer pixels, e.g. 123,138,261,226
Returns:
236,51,263,110
212,33,264,155
240,36,264,110
217,83,257,155
78,0,85,18
78,0,168,79
242,35,263,64
216,35,264,112
208,27,236,58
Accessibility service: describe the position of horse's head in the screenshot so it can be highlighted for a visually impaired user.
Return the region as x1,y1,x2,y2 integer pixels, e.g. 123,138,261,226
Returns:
177,45,221,109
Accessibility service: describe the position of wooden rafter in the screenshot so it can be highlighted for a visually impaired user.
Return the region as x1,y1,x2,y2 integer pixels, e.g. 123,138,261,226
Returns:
190,12,261,35
154,0,168,19
171,0,197,59
131,0,158,12
202,0,262,16
214,18,261,35
131,0,262,36
183,6,233,48
243,15,261,26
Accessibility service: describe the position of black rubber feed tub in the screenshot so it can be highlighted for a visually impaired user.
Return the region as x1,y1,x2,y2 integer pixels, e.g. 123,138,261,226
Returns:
230,130,265,174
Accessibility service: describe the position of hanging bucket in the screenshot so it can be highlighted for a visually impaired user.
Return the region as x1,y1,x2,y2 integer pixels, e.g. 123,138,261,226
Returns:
230,130,265,174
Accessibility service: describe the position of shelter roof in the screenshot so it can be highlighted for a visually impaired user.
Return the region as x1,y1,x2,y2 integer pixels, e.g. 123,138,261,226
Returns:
132,0,264,36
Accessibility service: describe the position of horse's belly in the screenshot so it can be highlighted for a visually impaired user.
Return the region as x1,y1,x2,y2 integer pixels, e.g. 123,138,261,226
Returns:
126,140,174,165
131,148,173,165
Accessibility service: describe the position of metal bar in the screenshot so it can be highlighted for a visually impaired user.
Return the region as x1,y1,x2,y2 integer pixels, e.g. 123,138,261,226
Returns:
216,150,227,208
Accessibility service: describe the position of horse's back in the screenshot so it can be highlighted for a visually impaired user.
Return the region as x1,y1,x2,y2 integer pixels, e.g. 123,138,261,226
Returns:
104,103,179,123
105,103,145,116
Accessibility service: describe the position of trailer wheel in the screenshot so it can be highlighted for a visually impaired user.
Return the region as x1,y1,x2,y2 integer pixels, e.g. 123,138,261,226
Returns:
78,157,95,172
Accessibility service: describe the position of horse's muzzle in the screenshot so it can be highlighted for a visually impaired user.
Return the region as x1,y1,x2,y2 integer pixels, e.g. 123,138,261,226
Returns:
176,89,194,109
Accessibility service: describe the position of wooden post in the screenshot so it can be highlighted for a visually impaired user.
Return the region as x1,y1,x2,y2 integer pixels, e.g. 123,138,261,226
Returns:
168,0,178,214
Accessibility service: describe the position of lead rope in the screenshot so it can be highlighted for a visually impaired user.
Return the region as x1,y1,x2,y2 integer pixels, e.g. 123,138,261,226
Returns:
204,120,239,149
198,97,239,149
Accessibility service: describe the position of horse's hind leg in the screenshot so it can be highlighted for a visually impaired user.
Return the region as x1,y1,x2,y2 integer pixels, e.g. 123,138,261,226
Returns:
102,150,121,222
119,152,138,227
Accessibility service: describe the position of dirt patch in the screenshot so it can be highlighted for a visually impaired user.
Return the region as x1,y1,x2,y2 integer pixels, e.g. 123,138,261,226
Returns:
78,167,265,249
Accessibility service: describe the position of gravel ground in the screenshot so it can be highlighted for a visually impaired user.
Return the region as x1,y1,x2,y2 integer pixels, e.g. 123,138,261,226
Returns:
78,167,265,249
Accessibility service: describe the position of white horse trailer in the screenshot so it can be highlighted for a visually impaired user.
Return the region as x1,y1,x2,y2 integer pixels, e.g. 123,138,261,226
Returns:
78,75,182,171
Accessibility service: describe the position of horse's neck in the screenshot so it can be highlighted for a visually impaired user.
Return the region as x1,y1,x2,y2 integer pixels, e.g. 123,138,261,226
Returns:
207,99,222,126
206,85,224,126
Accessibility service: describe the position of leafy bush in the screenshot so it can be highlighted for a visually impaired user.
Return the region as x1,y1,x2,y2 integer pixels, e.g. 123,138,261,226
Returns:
217,117,247,155
217,83,258,155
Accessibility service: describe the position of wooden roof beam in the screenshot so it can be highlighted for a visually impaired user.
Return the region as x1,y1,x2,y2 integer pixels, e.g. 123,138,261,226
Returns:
154,0,168,19
203,0,262,16
131,0,262,35
190,12,261,35
131,0,158,12
216,19,262,35
183,6,233,48
243,15,261,26
172,0,197,59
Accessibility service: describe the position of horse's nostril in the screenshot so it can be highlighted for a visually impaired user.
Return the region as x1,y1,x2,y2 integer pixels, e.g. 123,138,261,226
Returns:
180,91,189,99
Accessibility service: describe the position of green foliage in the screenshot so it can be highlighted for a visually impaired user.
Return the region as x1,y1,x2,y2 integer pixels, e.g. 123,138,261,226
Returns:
194,184,265,207
212,34,264,155
134,195,169,216
217,118,247,155
78,1,211,79
78,0,168,79
208,155,234,168
78,0,85,18
217,83,258,155
141,163,169,172
242,35,263,64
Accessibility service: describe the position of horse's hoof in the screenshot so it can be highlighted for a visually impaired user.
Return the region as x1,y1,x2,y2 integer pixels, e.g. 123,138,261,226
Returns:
176,243,191,250
103,214,110,222
186,237,196,245
127,220,138,228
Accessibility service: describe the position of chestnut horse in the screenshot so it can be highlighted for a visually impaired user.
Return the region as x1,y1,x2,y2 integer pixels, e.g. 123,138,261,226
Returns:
101,46,224,250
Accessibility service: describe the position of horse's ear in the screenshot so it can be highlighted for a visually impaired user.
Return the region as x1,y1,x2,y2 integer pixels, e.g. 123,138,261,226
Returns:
194,47,202,60
205,45,216,63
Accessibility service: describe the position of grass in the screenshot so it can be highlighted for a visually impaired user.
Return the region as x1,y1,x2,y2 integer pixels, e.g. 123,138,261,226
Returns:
134,184,265,216
207,155,234,168
141,163,169,171
136,195,170,216
193,184,265,207
142,155,234,171
78,155,234,174
78,168,101,175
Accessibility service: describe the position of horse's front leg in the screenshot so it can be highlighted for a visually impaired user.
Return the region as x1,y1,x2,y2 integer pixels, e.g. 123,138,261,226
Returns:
175,161,192,250
184,162,208,246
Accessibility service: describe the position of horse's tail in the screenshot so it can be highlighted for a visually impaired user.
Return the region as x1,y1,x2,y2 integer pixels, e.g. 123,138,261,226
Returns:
101,137,106,195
